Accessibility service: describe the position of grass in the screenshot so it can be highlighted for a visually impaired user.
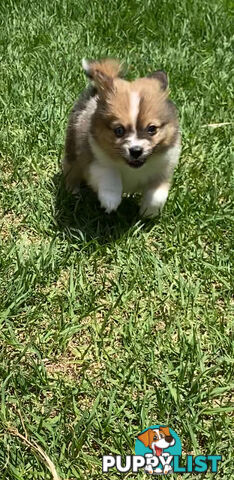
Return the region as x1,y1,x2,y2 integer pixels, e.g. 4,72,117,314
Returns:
0,0,233,478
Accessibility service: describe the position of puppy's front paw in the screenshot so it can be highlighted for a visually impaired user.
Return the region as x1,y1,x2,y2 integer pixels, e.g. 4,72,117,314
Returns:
140,184,169,218
164,465,172,474
98,190,122,213
144,465,154,475
140,203,160,218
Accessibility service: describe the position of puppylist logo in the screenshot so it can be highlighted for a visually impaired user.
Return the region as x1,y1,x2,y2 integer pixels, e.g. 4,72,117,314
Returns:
102,425,222,475
135,425,181,474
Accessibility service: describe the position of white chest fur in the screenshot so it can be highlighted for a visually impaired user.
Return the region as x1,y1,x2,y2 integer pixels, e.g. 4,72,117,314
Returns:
88,136,180,194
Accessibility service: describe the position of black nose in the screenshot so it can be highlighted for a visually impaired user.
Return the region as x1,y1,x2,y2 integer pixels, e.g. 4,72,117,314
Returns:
129,146,143,159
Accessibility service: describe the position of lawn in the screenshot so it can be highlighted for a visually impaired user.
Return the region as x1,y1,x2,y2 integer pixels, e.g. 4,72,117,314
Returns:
0,0,233,479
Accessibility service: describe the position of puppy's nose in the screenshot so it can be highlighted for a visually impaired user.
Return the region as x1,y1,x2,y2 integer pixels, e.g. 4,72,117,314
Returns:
129,146,143,159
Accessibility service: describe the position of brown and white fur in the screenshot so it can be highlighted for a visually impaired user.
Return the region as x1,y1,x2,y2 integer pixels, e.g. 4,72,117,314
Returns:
63,58,181,217
138,427,175,474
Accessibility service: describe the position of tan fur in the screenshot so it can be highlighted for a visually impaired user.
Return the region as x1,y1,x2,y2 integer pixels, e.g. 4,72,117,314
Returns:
85,59,123,96
87,58,123,80
90,79,133,161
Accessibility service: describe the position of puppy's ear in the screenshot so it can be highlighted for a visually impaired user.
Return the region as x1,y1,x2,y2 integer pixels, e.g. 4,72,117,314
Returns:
137,430,151,447
82,58,123,95
147,70,168,90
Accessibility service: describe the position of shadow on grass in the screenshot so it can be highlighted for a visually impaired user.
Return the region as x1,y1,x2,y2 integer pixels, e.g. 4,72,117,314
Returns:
52,173,152,244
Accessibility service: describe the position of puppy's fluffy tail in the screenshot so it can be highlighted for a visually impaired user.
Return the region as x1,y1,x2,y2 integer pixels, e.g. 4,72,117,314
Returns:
82,58,123,80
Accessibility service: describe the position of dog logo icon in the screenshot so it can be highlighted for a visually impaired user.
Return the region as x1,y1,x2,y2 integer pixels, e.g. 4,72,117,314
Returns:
135,425,182,475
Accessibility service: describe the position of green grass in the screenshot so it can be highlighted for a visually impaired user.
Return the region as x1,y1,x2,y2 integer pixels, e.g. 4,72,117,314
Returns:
0,0,233,479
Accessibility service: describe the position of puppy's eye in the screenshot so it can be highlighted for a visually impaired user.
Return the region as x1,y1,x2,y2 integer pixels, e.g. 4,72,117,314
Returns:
160,434,164,439
114,125,125,137
147,124,157,136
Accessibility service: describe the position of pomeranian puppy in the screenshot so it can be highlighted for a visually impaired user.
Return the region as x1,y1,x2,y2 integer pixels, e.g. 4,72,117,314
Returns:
63,58,181,217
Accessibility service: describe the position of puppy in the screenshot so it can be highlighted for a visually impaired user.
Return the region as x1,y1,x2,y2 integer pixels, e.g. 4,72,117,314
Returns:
63,58,181,217
138,426,175,474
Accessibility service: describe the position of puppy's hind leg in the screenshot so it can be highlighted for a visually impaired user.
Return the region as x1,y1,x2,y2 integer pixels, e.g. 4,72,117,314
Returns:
63,119,83,194
63,158,81,195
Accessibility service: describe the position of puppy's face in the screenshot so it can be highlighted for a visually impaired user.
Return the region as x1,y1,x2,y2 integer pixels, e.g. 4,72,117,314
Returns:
137,426,175,452
91,75,178,168
151,428,174,449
